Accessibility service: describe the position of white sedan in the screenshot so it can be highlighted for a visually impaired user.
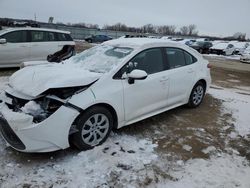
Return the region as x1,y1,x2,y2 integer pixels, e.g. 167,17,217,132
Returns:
0,38,211,152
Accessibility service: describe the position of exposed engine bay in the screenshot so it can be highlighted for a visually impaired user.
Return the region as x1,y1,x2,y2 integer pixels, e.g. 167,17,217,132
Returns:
5,86,87,123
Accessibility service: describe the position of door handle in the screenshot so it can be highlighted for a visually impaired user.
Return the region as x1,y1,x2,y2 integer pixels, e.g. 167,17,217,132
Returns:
160,77,169,82
188,69,194,73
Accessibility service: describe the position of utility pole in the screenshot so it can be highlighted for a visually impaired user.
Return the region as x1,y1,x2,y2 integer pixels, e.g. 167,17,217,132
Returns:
34,13,37,22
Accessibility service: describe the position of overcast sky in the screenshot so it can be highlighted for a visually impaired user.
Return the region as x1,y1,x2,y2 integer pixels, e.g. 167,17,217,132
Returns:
0,0,249,38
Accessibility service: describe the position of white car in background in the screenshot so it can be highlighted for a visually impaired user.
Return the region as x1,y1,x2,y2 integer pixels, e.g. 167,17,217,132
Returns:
209,42,235,55
0,27,75,68
233,42,249,55
0,38,211,152
240,46,250,63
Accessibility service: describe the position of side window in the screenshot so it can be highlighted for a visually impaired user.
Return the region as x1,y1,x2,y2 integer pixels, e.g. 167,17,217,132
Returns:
65,34,73,41
31,31,47,42
58,33,72,41
130,48,164,74
47,32,56,41
184,51,197,65
2,31,27,43
165,48,186,69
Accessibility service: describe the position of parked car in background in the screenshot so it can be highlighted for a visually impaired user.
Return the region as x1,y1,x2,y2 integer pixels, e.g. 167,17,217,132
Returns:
209,42,235,55
85,35,112,43
161,36,173,41
0,38,211,152
0,27,75,68
233,42,249,55
190,41,213,54
178,39,196,46
240,46,250,63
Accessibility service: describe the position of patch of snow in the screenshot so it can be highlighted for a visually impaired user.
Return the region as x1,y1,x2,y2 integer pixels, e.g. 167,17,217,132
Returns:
21,101,43,116
228,79,241,83
203,54,241,60
0,76,9,91
234,86,250,92
182,145,192,152
202,146,216,154
155,153,250,188
1,134,158,188
208,87,250,137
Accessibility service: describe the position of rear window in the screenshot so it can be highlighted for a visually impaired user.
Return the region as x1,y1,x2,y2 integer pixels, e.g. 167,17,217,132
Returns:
58,33,73,41
184,51,197,65
165,48,186,69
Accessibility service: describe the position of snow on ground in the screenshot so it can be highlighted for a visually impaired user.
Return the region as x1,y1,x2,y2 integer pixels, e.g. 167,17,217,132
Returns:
155,153,250,188
208,85,250,137
203,54,241,60
0,74,250,187
0,76,9,91
1,134,158,188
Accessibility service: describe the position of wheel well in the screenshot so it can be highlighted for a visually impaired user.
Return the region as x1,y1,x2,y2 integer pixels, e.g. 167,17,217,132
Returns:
198,79,207,91
93,103,118,129
71,103,118,130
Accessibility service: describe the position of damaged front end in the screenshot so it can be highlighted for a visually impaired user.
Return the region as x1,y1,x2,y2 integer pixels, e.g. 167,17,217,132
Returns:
0,86,91,152
5,86,86,123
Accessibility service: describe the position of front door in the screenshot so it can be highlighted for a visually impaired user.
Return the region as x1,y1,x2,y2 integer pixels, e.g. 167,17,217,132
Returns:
0,30,30,67
122,48,169,123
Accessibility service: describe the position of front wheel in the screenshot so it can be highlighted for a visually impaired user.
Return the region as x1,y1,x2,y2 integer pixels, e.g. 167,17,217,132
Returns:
188,82,205,108
71,106,113,150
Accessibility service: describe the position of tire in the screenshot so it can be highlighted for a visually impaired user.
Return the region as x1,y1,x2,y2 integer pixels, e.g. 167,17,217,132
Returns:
188,81,205,108
87,39,92,43
71,106,113,150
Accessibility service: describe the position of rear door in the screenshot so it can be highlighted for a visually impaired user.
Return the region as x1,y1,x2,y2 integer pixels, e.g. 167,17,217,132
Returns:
29,30,58,60
0,30,30,67
164,48,197,107
57,32,75,50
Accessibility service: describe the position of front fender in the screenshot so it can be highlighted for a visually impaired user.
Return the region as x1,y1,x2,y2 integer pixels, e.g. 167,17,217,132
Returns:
68,88,96,110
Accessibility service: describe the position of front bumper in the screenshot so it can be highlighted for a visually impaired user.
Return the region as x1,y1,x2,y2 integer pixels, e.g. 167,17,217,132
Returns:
0,101,80,153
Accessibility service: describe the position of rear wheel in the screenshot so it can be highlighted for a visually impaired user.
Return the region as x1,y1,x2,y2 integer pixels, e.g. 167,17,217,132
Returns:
71,106,113,150
188,81,205,108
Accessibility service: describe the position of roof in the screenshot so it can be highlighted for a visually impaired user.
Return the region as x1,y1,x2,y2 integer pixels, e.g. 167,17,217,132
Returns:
0,27,70,35
104,38,185,49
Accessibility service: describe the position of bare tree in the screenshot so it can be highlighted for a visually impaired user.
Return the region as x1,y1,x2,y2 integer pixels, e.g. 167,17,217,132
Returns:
141,24,155,33
180,26,189,35
157,25,176,35
233,32,246,41
188,24,198,36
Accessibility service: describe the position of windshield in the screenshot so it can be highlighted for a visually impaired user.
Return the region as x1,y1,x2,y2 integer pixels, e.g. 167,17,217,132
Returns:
0,30,7,36
64,45,133,73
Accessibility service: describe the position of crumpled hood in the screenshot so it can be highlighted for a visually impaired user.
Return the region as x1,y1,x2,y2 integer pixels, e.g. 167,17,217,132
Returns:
9,63,102,97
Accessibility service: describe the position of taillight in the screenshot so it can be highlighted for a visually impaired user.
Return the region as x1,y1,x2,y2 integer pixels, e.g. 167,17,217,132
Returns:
207,63,212,68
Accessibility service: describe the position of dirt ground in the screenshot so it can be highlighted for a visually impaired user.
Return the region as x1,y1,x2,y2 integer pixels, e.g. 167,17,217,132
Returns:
0,44,250,187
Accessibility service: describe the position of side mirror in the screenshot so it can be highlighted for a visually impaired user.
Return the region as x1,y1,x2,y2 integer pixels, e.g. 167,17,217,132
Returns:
127,69,148,84
0,38,6,44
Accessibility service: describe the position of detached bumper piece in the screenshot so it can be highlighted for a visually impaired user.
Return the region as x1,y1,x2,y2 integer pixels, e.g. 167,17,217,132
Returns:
0,116,25,150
